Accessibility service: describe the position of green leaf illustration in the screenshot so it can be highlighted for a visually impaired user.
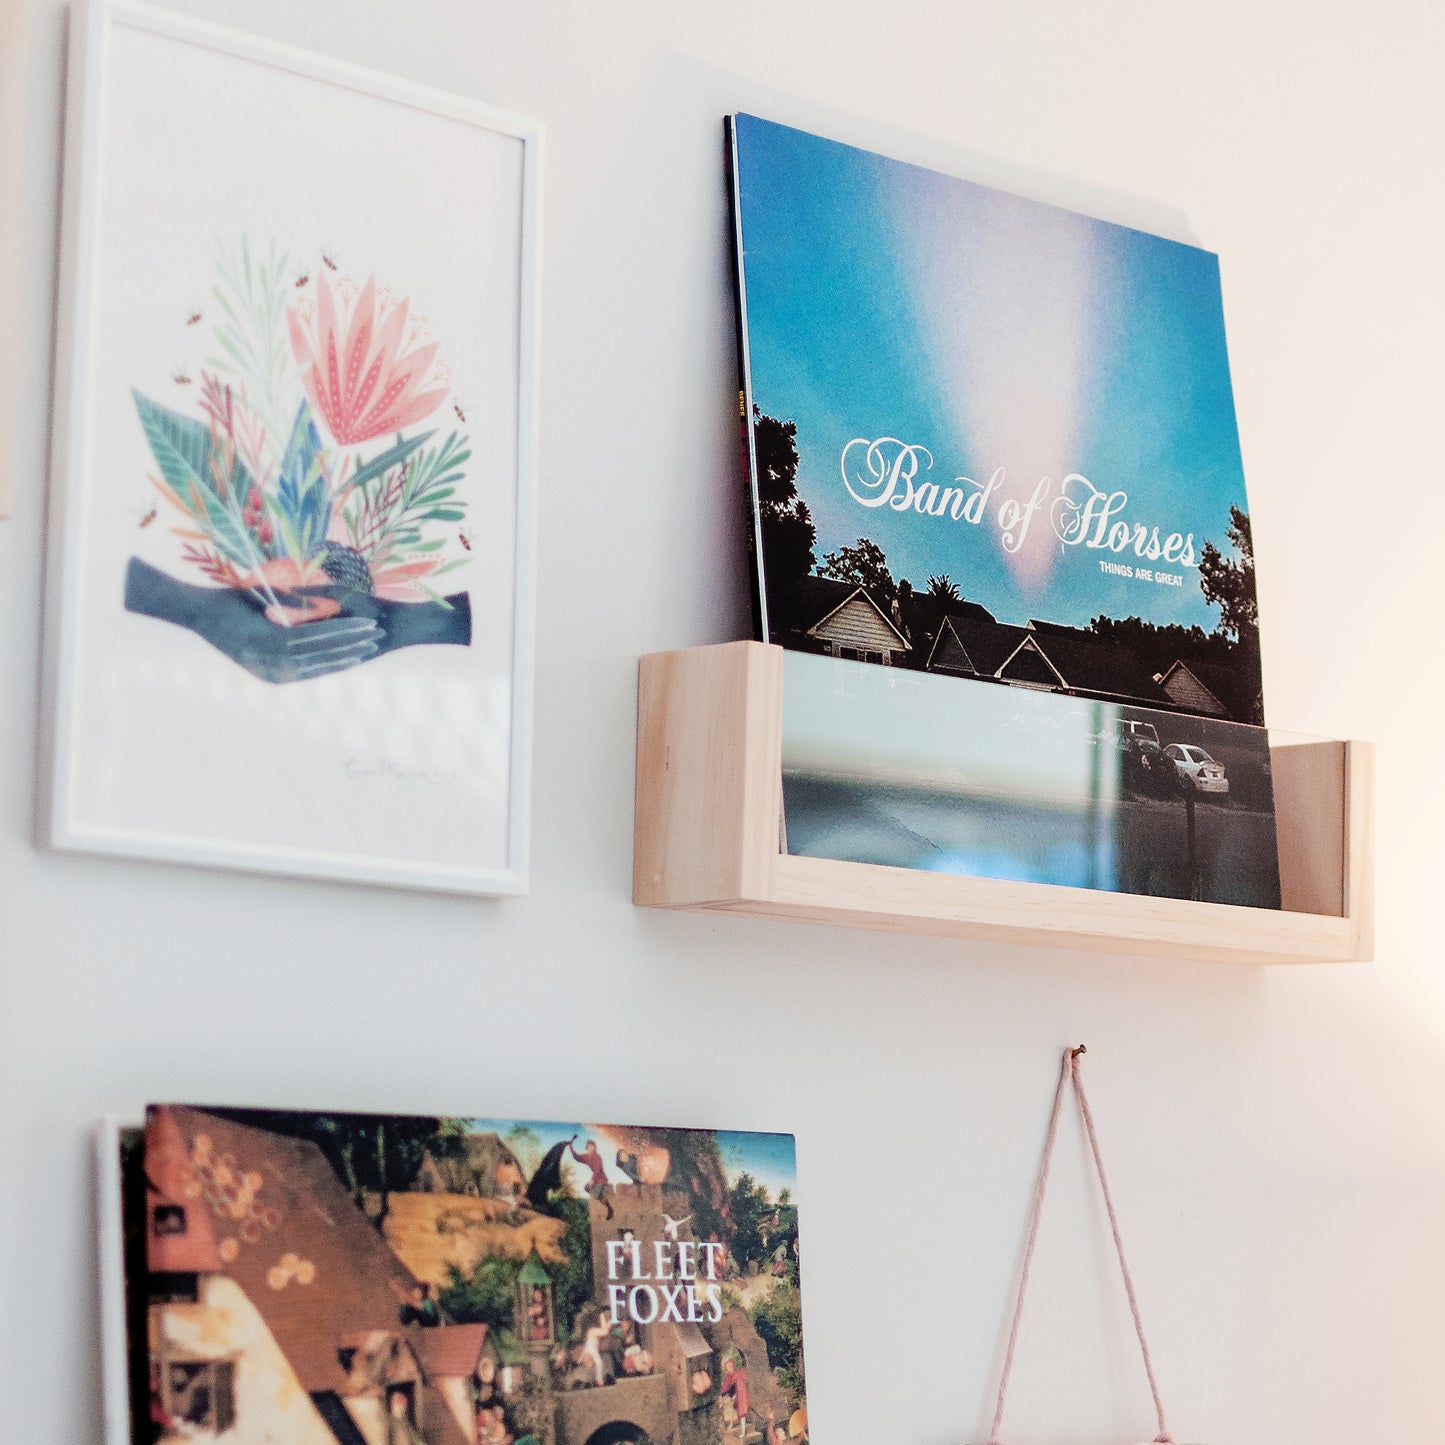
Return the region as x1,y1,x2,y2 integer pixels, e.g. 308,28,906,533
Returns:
350,430,434,493
132,389,258,566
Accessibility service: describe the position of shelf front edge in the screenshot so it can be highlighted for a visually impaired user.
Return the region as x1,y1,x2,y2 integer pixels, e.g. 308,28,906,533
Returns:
737,853,1358,964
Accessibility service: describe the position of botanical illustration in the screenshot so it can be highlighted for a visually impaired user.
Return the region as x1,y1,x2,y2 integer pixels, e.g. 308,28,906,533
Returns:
125,240,476,683
127,1106,809,1445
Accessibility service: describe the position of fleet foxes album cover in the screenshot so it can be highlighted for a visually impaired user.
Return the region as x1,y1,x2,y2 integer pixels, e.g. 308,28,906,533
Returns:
116,1107,808,1445
727,113,1265,727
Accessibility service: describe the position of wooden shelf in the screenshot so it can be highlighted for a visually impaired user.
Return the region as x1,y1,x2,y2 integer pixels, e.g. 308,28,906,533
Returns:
633,642,1374,965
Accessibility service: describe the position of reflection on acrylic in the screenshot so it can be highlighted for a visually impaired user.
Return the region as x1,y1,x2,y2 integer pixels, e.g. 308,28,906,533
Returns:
782,653,1282,909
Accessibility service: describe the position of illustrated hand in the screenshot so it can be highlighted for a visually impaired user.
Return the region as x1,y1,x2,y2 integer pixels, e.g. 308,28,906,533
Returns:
125,558,380,683
125,558,472,683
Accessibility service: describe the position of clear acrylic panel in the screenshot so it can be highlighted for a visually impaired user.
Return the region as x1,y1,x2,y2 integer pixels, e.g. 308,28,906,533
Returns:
781,652,1346,917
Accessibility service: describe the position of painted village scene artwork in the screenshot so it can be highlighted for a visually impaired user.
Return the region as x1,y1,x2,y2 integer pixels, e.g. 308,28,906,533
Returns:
123,1107,809,1445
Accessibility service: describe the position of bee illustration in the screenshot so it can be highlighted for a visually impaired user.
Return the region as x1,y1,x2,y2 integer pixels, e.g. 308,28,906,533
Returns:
321,248,338,271
172,366,192,385
458,529,474,553
185,306,202,326
293,268,310,288
138,506,158,529
452,396,467,423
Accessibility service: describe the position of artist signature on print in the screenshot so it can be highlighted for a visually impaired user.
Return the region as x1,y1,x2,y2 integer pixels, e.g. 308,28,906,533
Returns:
343,757,460,786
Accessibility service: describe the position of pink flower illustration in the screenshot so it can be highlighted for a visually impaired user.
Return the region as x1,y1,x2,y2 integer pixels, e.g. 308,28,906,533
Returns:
371,557,447,603
288,273,448,446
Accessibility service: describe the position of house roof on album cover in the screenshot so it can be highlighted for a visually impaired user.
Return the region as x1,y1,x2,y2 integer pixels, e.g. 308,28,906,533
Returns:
795,575,909,647
926,615,976,674
998,633,1069,689
1010,626,1167,704
1162,657,1261,724
791,575,863,626
1024,618,1086,636
1034,635,1167,702
901,591,996,642
1155,658,1231,718
926,614,1031,676
152,1106,429,1399
144,1104,223,1276
411,1323,492,1380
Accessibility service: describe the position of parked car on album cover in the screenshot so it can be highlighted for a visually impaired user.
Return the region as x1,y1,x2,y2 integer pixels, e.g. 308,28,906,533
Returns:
1114,717,1160,748
1164,743,1230,795
1110,717,1174,795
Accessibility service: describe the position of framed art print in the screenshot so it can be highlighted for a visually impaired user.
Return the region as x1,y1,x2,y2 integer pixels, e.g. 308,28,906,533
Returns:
0,0,23,517
44,0,541,892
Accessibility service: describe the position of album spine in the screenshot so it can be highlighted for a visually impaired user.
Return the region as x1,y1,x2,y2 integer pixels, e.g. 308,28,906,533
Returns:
724,116,767,644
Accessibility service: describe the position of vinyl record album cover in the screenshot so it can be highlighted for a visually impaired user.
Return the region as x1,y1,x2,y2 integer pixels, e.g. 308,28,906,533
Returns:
113,1106,808,1445
728,113,1264,726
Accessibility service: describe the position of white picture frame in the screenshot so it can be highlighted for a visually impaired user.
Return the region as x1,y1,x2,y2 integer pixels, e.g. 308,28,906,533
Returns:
44,0,541,893
95,1119,133,1445
0,0,24,518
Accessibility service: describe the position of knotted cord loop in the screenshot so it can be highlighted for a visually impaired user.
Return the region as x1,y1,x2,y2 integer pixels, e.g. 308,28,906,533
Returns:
984,1047,1175,1445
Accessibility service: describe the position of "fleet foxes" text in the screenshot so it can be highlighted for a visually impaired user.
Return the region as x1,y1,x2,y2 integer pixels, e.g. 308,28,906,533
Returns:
605,1238,726,1326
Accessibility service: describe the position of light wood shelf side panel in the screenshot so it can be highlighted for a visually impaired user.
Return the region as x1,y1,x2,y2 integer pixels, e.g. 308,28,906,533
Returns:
1345,739,1376,960
634,642,783,907
1273,740,1346,918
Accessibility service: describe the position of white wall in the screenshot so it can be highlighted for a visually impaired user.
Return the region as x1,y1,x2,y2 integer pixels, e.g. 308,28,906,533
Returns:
3,2,1444,1442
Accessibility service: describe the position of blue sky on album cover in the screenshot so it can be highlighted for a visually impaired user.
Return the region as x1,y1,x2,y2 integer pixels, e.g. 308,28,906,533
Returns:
732,113,1251,633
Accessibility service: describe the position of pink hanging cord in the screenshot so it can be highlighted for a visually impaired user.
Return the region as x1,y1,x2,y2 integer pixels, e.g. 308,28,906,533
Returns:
985,1046,1175,1445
